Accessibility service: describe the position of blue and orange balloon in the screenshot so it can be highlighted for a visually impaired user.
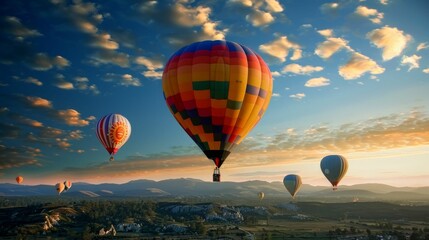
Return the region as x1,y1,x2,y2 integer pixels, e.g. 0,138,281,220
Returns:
162,40,273,181
96,113,131,161
320,155,348,190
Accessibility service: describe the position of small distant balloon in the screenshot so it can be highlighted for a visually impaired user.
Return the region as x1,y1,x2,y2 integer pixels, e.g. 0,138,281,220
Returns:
283,174,302,198
320,155,348,190
64,180,72,191
258,192,265,200
96,113,131,162
55,182,65,195
16,176,24,184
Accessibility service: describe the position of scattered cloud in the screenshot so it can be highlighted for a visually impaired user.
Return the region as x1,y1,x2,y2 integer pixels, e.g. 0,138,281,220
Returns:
135,56,164,80
54,74,74,90
401,55,421,71
289,93,306,100
282,63,323,75
423,68,429,74
90,51,130,67
380,0,389,5
74,77,100,95
23,96,53,108
90,33,119,50
320,2,339,15
339,52,385,80
13,76,43,86
259,36,301,62
417,42,428,51
232,0,284,27
1,16,42,41
0,145,41,170
315,37,350,59
367,26,412,61
305,77,330,87
56,109,91,126
27,54,70,71
104,73,142,87
317,29,333,37
272,93,281,97
354,6,384,24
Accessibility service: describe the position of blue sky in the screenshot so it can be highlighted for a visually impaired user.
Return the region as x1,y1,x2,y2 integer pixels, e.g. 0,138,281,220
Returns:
1,0,428,187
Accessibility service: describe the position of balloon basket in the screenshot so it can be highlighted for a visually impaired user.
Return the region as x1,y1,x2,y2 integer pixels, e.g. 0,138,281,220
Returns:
213,167,220,182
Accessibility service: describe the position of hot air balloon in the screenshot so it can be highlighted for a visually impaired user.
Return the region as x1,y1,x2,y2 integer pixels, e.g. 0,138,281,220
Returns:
258,192,265,200
162,40,273,182
55,182,65,195
283,174,302,198
16,176,23,184
320,155,348,190
64,180,72,191
96,113,131,161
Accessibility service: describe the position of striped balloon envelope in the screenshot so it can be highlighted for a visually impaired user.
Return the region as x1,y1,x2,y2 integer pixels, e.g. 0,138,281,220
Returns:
283,174,302,198
320,155,348,190
162,40,273,180
96,113,131,162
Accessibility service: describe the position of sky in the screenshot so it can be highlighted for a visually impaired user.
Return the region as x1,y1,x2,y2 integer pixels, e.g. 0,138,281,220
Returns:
1,0,428,187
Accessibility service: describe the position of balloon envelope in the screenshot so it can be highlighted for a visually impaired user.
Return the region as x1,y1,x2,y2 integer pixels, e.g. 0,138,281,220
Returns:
55,182,65,194
320,155,348,190
162,40,273,169
283,174,302,198
258,192,265,200
64,180,72,191
16,176,23,184
96,113,131,161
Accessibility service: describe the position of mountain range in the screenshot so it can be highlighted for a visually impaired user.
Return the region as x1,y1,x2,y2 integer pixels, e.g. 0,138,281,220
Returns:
1,178,428,202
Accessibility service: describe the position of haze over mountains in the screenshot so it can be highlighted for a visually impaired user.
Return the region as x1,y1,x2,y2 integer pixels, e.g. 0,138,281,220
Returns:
1,178,428,202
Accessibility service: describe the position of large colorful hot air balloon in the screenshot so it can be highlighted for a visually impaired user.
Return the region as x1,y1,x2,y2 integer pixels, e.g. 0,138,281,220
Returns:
162,40,273,181
64,180,72,191
258,191,265,201
96,113,131,161
283,174,302,198
320,155,348,190
55,182,65,195
16,176,23,184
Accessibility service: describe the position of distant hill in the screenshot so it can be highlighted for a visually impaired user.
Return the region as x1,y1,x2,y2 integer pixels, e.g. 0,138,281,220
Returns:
1,179,428,202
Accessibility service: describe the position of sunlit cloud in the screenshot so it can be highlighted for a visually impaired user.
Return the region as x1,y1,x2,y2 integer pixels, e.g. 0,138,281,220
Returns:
320,2,339,15
56,109,91,126
354,6,384,24
315,37,350,59
259,36,301,62
305,77,330,87
90,51,130,67
272,93,280,97
289,93,306,100
24,96,53,108
401,55,421,71
417,42,428,51
290,49,302,61
231,0,284,27
27,53,70,71
367,26,412,61
13,76,43,86
54,74,74,90
135,56,164,80
90,33,119,50
339,52,385,80
121,74,142,87
380,0,388,5
0,145,41,170
317,29,333,38
74,77,100,95
1,16,42,41
282,63,323,75
423,68,429,74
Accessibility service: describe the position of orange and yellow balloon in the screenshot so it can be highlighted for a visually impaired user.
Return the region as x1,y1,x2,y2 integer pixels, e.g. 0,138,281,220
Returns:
96,113,131,161
162,40,272,180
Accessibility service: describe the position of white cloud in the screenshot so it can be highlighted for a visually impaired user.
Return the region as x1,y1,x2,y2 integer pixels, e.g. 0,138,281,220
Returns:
339,52,385,80
272,93,281,97
120,74,142,87
367,26,412,61
282,63,323,75
320,2,339,15
423,68,429,74
401,55,421,71
173,2,210,27
246,9,274,27
417,42,428,51
289,93,306,100
266,0,283,12
135,56,163,70
355,6,384,24
290,49,302,61
90,33,119,50
380,0,388,5
305,77,330,87
317,29,333,37
271,71,281,77
315,37,350,59
259,36,301,62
